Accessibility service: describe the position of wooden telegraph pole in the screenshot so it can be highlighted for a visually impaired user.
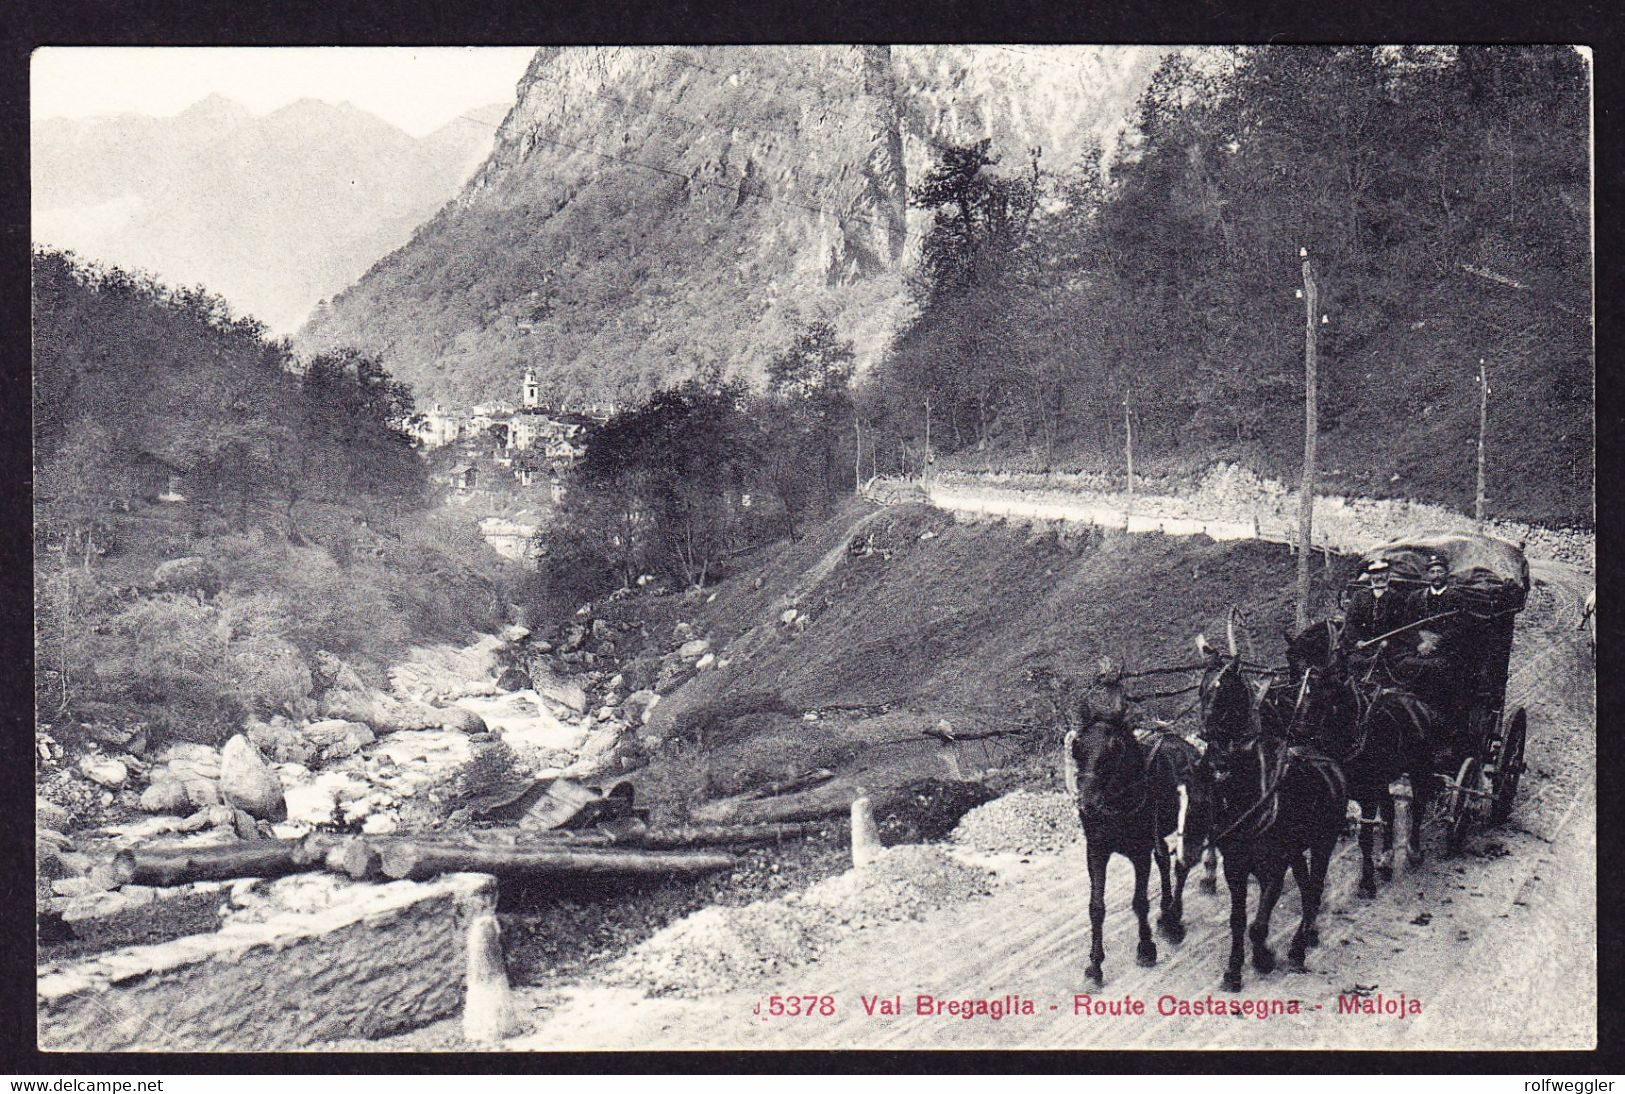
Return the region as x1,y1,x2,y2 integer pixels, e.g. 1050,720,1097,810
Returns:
1295,248,1319,632
854,417,863,495
1475,359,1489,525
1123,395,1135,518
922,396,932,488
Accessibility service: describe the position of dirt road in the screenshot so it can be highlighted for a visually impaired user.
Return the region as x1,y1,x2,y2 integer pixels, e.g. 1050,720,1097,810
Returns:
504,563,1594,1051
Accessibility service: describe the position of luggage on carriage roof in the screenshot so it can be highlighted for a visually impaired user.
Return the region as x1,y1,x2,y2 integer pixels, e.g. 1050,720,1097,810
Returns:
1356,531,1529,618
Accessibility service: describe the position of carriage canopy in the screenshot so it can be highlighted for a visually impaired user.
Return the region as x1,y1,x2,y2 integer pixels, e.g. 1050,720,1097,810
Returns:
1356,531,1529,617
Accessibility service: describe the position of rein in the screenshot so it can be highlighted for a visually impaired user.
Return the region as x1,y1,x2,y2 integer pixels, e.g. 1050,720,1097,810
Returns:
1209,734,1289,845
1204,666,1313,845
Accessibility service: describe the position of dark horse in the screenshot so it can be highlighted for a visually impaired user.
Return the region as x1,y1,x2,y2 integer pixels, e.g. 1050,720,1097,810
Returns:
1197,635,1347,992
1284,621,1444,896
1065,696,1212,986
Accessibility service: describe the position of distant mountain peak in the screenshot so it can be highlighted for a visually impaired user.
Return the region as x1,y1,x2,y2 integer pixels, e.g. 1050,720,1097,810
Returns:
32,91,515,333
178,92,252,120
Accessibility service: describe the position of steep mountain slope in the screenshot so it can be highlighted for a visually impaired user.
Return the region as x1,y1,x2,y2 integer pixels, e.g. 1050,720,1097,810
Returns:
297,46,1162,408
31,97,508,332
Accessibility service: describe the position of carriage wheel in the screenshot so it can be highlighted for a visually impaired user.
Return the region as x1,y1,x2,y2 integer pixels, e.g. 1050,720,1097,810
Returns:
1445,755,1482,854
1489,708,1527,825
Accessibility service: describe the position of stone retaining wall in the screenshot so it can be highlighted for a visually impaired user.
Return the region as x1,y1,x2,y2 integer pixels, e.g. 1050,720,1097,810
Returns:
37,873,495,1052
867,465,1593,574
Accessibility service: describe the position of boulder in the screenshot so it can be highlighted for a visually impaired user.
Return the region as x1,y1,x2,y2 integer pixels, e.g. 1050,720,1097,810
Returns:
83,721,140,748
231,808,269,841
440,708,489,735
159,742,223,782
536,678,587,715
140,780,192,815
304,719,375,761
672,621,695,640
780,609,799,625
78,756,128,789
564,624,588,652
678,638,711,660
218,735,287,822
37,797,71,831
622,690,661,725
246,719,316,765
153,556,222,599
591,619,612,640
175,805,237,833
619,657,660,692
495,667,533,692
695,652,716,672
183,779,222,808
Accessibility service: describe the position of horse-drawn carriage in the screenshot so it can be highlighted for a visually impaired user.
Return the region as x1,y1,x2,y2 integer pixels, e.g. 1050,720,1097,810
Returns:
1061,529,1533,990
1341,531,1530,850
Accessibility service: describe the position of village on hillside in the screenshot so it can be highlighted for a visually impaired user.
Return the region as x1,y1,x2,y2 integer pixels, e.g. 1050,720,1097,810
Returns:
418,371,611,566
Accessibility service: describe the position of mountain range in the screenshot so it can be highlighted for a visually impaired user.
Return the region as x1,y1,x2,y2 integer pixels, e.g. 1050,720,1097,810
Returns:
295,46,1164,409
32,95,509,333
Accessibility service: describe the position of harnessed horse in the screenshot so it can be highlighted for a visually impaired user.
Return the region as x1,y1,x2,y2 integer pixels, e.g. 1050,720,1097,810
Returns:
1285,620,1445,894
1065,694,1212,987
1197,635,1347,992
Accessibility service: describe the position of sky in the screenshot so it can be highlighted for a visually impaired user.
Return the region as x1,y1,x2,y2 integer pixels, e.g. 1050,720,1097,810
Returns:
32,47,537,137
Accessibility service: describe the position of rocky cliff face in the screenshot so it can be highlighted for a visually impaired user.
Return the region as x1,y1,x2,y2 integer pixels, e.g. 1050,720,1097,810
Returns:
297,46,1162,409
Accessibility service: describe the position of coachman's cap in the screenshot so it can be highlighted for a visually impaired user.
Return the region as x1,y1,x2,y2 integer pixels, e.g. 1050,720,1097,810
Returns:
1426,555,1449,572
1366,559,1391,573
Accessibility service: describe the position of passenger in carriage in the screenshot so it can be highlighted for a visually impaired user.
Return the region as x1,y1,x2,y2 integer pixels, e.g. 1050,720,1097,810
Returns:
1339,558,1408,661
1391,555,1475,763
1406,556,1466,644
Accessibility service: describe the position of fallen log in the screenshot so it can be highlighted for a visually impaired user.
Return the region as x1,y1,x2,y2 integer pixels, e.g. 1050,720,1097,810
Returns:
735,768,835,802
377,843,735,882
922,726,1026,744
112,840,325,888
514,819,826,849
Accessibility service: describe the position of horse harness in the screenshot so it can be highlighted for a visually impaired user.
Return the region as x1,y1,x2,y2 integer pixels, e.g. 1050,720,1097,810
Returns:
1081,720,1184,820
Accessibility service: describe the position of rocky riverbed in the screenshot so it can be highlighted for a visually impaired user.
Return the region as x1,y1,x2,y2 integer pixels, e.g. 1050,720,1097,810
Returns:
35,602,737,952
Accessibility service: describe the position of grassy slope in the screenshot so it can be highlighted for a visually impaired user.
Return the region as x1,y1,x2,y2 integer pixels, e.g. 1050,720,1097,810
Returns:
616,500,1349,813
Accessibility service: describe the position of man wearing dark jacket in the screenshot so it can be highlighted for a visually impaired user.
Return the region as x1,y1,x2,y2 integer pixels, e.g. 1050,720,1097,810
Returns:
1406,556,1466,649
1340,558,1409,659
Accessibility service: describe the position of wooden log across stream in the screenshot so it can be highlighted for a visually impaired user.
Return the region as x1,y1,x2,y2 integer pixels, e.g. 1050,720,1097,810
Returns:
103,819,829,887
376,843,735,882
112,839,331,887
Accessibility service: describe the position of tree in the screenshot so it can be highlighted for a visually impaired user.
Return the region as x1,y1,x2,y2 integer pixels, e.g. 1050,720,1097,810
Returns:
570,380,760,588
759,321,856,535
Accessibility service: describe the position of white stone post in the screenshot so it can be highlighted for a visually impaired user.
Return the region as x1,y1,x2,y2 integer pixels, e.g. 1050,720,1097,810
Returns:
463,914,523,1043
850,796,881,868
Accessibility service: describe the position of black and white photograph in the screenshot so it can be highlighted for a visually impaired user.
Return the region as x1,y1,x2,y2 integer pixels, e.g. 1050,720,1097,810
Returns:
28,43,1595,1055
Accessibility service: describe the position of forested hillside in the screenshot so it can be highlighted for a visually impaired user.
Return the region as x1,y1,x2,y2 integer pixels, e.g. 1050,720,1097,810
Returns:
523,47,1589,617
866,46,1592,525
33,250,508,748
